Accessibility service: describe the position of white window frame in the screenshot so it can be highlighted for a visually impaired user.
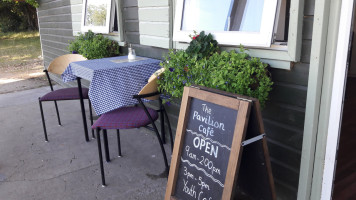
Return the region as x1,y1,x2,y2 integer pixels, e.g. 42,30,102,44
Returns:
81,0,112,34
173,0,278,47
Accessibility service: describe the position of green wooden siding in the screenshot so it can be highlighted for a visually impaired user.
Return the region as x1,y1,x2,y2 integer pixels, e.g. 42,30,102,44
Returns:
138,0,171,49
38,0,79,87
122,0,169,58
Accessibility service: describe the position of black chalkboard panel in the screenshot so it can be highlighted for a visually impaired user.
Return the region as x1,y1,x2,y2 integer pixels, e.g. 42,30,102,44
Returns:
174,98,238,199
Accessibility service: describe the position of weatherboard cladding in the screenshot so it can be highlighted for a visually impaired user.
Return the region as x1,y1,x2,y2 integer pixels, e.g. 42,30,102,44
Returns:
37,0,84,88
36,0,313,198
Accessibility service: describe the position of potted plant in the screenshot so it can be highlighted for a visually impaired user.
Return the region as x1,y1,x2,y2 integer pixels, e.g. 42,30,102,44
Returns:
157,31,273,107
68,30,120,59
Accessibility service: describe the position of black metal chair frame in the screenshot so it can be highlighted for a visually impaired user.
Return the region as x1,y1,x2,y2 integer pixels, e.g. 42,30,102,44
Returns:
95,91,174,186
39,69,94,142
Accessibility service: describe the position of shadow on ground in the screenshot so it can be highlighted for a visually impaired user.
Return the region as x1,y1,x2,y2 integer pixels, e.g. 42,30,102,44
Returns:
0,86,171,199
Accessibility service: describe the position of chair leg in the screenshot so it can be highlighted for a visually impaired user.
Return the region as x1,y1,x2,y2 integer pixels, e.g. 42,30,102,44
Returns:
152,124,169,174
116,130,122,157
88,99,95,139
138,99,169,174
96,128,106,187
76,78,89,142
39,98,48,142
159,98,166,144
163,109,174,152
54,100,61,126
103,129,110,162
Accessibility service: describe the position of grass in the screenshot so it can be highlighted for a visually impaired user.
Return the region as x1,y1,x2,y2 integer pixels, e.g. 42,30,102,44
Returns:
0,31,41,69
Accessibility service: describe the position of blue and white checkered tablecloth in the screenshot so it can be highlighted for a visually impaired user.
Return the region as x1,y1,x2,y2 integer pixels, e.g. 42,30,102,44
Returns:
61,56,161,115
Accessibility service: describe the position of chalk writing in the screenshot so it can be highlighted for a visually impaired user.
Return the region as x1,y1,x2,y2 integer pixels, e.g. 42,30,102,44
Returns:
183,179,197,198
192,111,225,132
180,157,224,188
193,137,219,158
187,129,231,151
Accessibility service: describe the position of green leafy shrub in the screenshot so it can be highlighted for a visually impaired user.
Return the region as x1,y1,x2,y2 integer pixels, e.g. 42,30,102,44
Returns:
157,50,197,99
68,30,120,59
158,48,273,107
186,31,219,60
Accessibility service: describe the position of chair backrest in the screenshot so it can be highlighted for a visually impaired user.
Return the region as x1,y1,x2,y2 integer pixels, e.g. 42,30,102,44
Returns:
138,68,165,100
47,54,87,75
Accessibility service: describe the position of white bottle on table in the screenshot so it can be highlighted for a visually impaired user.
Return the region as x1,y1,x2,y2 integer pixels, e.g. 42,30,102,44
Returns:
128,44,136,60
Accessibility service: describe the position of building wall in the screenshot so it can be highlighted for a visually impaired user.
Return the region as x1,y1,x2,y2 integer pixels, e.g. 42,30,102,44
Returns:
37,0,85,87
123,0,169,59
38,0,74,66
263,1,313,198
37,0,315,199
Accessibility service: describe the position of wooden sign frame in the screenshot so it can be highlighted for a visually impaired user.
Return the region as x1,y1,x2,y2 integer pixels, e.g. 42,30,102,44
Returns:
165,86,252,200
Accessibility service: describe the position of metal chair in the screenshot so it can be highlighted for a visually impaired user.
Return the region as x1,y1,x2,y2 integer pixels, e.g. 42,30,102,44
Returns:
92,68,173,186
38,54,94,142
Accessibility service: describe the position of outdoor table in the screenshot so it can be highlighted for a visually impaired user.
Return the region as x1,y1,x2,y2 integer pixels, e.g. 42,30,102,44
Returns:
61,56,161,115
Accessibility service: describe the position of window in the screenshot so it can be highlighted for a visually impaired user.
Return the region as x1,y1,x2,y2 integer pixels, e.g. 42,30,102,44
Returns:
273,0,290,43
81,0,122,36
174,0,279,47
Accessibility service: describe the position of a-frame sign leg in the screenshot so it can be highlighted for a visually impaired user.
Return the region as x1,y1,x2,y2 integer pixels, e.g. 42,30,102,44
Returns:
235,101,276,200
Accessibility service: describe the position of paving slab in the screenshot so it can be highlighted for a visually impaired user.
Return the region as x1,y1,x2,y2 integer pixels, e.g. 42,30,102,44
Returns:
0,86,171,200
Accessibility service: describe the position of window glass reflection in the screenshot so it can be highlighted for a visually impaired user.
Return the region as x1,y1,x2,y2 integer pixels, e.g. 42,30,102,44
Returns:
85,0,108,27
181,0,264,32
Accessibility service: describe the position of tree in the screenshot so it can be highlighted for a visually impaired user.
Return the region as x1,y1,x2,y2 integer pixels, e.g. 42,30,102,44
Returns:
86,4,107,26
0,0,38,32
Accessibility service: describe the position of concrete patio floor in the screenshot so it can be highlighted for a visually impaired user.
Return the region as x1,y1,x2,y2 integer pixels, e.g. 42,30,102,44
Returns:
0,86,171,199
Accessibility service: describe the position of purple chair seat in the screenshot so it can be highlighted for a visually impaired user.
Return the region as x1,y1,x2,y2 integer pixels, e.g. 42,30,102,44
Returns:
92,106,158,129
40,87,89,101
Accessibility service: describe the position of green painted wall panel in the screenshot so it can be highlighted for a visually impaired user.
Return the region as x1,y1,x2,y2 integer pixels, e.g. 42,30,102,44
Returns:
124,7,139,20
264,119,304,150
38,0,74,70
38,0,71,10
138,8,169,22
39,28,74,37
39,22,73,29
270,63,310,86
304,0,315,16
38,14,72,23
274,177,298,199
138,0,169,7
126,33,140,44
268,140,301,171
38,6,72,16
301,39,312,64
125,21,139,32
123,0,138,8
70,4,82,14
41,43,69,55
41,34,74,44
270,159,300,189
269,83,307,108
140,35,170,49
139,22,169,37
262,103,306,129
303,17,314,40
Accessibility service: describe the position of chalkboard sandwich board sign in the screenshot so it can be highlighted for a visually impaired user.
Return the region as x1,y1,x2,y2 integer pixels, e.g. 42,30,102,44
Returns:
165,86,253,200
